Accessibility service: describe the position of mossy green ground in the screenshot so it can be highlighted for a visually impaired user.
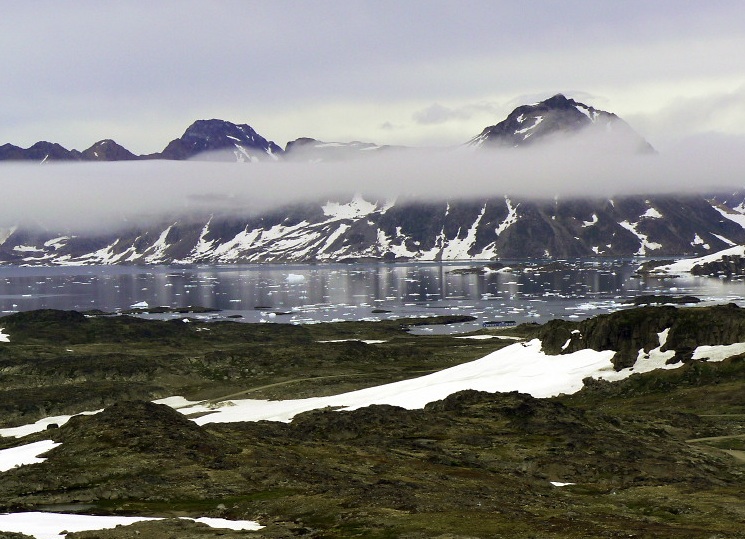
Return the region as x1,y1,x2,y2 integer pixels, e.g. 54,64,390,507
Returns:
1,308,745,538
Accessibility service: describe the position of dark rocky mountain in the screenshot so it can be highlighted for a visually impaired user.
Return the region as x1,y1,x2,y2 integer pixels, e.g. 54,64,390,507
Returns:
80,139,138,161
146,119,283,161
0,119,284,163
2,193,745,265
0,141,81,162
468,93,655,153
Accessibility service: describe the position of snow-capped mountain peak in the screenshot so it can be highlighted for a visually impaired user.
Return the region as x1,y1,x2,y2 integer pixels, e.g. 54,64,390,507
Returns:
468,94,654,153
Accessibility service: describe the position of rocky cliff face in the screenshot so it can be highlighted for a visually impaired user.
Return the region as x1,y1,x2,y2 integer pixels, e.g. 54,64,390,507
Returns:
535,303,745,368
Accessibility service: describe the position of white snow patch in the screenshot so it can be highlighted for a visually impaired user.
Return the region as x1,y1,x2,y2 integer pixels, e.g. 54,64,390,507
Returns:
495,197,519,236
441,205,486,260
0,410,102,438
713,205,745,231
514,115,543,135
175,340,618,424
641,206,663,219
317,339,387,344
322,194,377,219
652,245,745,274
12,245,44,253
691,233,710,250
618,220,662,255
286,274,306,284
0,328,8,343
712,233,737,247
550,481,576,487
0,512,262,539
189,219,216,259
0,440,61,472
0,226,17,246
454,335,522,341
582,214,598,227
143,225,174,263
692,342,745,362
43,236,70,250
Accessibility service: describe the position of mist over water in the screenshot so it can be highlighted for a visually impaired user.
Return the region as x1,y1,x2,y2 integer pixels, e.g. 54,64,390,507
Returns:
1,132,743,234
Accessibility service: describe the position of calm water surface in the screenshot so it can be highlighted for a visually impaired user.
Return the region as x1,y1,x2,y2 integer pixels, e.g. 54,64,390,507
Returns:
0,261,742,333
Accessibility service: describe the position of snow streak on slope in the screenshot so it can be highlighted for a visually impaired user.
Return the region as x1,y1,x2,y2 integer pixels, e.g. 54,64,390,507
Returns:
619,220,662,255
441,205,486,260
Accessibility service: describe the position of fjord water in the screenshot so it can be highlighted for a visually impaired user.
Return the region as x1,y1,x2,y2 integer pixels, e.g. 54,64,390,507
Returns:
0,261,742,331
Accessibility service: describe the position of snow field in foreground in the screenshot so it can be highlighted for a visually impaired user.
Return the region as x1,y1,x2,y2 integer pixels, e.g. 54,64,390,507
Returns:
0,439,60,472
0,512,262,539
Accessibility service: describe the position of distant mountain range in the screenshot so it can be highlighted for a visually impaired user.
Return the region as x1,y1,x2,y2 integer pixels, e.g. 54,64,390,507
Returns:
3,94,744,266
0,94,653,163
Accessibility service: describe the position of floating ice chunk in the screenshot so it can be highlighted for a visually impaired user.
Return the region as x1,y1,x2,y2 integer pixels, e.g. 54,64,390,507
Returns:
130,301,148,309
286,274,306,284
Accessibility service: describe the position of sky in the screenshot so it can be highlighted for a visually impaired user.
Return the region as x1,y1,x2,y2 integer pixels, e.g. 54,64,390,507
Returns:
2,0,745,154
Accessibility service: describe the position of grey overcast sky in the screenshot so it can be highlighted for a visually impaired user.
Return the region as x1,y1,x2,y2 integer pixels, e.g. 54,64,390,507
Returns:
2,0,745,154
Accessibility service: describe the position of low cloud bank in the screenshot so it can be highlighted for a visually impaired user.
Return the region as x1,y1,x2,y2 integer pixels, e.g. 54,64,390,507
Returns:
1,133,743,233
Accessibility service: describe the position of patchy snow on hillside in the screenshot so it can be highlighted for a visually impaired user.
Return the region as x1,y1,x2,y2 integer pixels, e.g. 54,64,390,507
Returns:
692,342,745,362
177,340,618,424
0,512,262,538
653,245,745,274
0,439,60,472
0,410,102,438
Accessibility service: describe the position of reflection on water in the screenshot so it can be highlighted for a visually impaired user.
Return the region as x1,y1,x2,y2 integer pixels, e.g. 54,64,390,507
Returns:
0,261,743,330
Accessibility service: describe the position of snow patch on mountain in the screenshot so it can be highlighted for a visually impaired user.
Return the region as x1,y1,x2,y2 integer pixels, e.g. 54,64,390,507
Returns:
143,225,174,263
652,245,745,274
619,220,662,255
713,205,745,231
582,214,598,227
441,205,487,260
323,194,377,219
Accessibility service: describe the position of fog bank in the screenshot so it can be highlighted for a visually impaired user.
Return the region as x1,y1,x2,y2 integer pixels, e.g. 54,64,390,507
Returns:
2,135,743,233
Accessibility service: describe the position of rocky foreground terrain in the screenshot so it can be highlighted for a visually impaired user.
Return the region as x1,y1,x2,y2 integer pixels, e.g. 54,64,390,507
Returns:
1,306,745,537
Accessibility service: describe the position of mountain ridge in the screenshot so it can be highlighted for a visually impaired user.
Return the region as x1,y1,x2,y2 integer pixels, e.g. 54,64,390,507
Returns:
0,94,652,163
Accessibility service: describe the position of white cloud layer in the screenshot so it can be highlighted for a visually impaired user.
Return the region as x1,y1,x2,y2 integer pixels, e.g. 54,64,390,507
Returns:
2,130,744,233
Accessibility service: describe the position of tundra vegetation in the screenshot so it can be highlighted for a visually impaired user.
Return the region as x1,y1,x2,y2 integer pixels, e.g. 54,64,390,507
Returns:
1,307,744,538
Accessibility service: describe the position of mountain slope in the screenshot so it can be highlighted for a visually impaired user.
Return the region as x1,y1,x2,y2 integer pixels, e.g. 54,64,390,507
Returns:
3,193,745,264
